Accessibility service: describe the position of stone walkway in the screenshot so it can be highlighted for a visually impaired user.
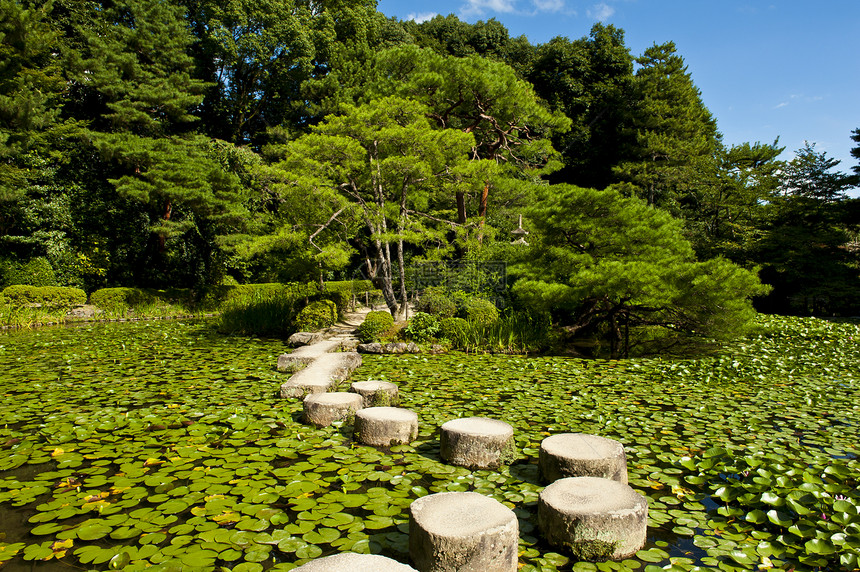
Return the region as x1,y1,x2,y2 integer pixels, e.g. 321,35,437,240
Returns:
277,306,372,398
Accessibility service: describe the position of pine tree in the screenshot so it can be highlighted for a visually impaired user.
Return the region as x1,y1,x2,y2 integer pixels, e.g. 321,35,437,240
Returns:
273,96,480,318
528,24,634,190
73,0,248,286
0,0,65,201
613,42,720,213
512,184,767,357
755,143,859,314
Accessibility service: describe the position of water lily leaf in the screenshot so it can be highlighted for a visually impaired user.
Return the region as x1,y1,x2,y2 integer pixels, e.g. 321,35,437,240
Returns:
77,522,111,540
303,528,340,544
805,538,836,555
31,522,64,535
766,510,793,527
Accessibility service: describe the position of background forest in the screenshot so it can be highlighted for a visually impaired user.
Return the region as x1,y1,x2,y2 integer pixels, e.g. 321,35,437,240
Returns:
2,0,860,337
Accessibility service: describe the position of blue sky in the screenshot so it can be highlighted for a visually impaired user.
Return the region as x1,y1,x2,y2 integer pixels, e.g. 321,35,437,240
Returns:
376,0,860,172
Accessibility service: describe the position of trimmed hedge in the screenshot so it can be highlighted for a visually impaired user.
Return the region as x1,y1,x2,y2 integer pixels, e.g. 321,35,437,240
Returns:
89,288,158,312
357,311,394,343
0,257,57,287
2,285,86,308
293,299,338,332
204,280,377,309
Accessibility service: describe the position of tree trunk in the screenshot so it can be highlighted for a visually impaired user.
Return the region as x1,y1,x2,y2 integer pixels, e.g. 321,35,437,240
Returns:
456,191,467,224
158,200,172,252
477,181,489,243
396,236,407,321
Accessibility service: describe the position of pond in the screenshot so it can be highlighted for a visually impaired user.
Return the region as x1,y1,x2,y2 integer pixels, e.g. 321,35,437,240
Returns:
0,316,858,571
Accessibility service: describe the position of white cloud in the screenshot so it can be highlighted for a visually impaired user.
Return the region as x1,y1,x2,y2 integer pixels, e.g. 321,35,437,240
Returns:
587,2,614,21
774,93,826,110
406,12,438,23
460,0,517,17
532,0,564,12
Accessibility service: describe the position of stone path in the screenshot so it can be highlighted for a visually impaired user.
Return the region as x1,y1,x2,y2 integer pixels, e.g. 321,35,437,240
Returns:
278,305,649,568
277,306,372,398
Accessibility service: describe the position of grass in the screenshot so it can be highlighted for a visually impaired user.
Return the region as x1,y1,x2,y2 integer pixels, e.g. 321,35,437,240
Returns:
444,311,551,354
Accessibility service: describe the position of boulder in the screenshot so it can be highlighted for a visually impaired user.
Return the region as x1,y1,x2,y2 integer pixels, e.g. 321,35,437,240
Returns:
357,342,420,354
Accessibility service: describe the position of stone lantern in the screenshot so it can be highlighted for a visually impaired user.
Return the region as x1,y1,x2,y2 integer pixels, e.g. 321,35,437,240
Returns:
511,214,529,245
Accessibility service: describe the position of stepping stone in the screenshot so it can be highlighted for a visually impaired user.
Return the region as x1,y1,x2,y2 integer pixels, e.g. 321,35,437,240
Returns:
303,392,363,427
292,553,417,571
354,407,418,446
277,339,344,371
440,417,515,470
539,433,628,484
410,491,519,572
350,380,400,407
538,476,648,561
288,331,323,347
280,352,362,398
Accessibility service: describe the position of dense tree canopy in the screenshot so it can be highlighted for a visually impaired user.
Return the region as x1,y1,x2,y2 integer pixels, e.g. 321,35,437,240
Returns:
1,0,857,332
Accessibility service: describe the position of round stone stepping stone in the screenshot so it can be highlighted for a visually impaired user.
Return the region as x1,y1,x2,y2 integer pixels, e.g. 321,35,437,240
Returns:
292,552,417,571
440,417,514,469
303,392,363,427
354,407,418,446
410,491,518,572
538,476,648,561
539,433,628,484
350,380,400,407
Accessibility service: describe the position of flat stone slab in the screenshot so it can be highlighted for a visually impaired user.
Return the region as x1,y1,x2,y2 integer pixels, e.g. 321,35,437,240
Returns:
350,380,400,407
277,339,344,370
538,476,648,561
539,433,628,484
288,331,324,347
303,392,363,427
292,553,416,571
410,491,518,572
280,352,362,398
354,407,418,446
440,417,515,470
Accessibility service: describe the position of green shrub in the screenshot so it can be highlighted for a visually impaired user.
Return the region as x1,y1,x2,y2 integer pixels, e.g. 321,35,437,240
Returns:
1,257,58,287
1,285,86,309
439,316,468,340
458,297,499,325
90,288,158,312
404,312,441,342
415,287,458,318
294,299,338,332
318,289,350,313
357,311,394,343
